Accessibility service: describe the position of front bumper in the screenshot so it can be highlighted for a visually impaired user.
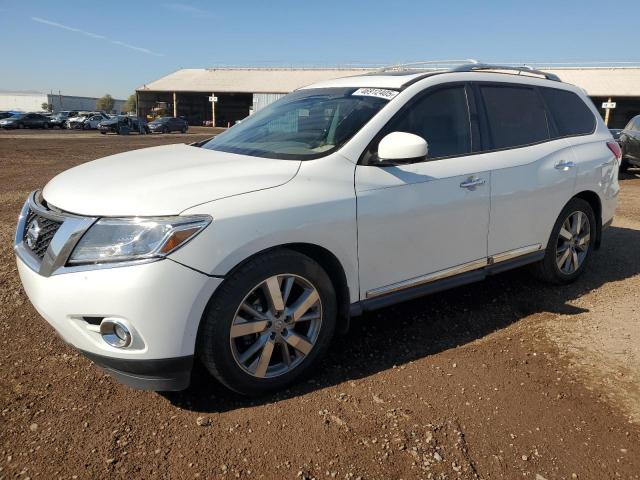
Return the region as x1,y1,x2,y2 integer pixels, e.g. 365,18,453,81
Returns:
14,191,223,390
80,350,194,391
17,256,222,390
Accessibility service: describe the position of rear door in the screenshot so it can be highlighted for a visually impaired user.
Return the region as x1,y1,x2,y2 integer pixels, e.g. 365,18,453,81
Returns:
355,83,491,298
475,83,577,259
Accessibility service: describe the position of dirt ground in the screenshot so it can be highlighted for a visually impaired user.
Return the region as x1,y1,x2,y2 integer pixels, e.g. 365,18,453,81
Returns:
1,129,639,480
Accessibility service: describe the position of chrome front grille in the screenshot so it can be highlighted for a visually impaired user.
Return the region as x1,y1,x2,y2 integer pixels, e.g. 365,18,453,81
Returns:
23,209,63,259
15,191,97,277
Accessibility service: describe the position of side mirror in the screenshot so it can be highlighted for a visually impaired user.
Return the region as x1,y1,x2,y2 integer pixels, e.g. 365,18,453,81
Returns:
377,132,428,164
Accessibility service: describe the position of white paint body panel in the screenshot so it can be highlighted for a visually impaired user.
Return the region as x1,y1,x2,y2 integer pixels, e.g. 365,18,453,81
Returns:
485,139,577,255
43,144,300,216
172,154,360,303
355,159,490,296
17,256,221,359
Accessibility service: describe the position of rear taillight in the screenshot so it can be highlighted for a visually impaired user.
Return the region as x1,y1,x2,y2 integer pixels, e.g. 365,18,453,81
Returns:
607,141,622,162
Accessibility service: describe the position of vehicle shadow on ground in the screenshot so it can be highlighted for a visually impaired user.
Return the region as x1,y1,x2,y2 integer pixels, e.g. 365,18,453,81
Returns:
163,224,640,413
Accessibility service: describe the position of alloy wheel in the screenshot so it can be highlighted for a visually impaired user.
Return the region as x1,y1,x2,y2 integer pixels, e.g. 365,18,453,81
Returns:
229,274,322,379
556,210,590,275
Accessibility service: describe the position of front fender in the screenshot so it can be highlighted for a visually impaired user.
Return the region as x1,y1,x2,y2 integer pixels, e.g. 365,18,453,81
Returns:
171,154,360,303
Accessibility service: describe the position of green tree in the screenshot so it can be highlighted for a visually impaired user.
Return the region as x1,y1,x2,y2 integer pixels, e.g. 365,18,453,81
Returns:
41,102,52,112
123,94,137,113
96,94,115,112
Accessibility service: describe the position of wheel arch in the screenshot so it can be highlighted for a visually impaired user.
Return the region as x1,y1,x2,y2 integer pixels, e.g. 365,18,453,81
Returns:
573,190,603,249
202,243,353,336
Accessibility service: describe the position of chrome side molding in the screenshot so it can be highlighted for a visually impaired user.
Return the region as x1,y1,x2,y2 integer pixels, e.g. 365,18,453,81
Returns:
365,244,542,299
488,243,542,265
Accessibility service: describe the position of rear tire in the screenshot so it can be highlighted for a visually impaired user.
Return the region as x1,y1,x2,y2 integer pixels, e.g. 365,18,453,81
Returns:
197,249,337,396
529,198,596,284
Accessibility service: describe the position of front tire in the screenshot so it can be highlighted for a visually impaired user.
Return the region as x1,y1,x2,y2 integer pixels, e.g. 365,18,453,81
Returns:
530,198,596,284
197,249,337,396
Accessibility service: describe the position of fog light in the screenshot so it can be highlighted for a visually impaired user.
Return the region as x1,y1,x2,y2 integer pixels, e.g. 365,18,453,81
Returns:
100,319,132,348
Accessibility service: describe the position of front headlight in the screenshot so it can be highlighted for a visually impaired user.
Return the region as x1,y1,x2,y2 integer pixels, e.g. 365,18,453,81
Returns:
68,216,211,265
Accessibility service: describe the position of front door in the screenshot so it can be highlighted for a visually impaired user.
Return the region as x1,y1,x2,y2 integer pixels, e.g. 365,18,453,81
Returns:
355,84,491,299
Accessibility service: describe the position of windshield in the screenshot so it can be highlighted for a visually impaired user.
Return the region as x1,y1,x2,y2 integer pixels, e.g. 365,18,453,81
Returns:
153,117,171,123
9,113,25,119
202,87,392,160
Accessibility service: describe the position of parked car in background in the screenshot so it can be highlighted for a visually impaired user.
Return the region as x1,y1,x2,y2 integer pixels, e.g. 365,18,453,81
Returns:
66,115,88,129
609,129,622,140
618,115,640,172
14,63,620,395
148,116,189,133
0,112,51,129
67,113,109,130
49,111,79,129
98,115,149,134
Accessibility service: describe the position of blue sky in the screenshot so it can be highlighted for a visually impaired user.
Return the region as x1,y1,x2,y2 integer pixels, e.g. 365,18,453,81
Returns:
0,0,635,99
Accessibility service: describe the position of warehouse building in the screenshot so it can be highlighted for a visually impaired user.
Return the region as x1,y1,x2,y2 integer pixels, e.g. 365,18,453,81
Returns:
0,90,125,113
137,66,640,128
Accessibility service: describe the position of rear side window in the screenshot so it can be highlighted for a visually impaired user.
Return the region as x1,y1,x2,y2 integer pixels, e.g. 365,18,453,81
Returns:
480,85,549,149
540,88,595,137
384,86,471,159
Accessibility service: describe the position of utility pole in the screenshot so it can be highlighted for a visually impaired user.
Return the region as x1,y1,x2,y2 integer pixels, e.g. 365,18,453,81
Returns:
603,96,613,127
173,91,178,117
211,93,216,127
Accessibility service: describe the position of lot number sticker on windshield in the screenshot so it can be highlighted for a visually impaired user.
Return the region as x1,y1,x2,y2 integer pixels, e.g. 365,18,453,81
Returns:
352,88,398,100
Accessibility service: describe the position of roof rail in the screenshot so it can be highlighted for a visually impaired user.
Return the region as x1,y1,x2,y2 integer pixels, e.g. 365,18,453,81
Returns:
451,63,561,81
377,59,480,73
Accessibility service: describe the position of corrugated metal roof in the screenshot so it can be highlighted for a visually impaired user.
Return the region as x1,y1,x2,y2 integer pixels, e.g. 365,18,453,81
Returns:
542,68,640,96
138,67,640,97
138,68,372,94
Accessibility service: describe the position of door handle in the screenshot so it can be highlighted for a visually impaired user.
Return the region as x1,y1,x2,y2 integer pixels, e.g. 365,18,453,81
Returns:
459,177,486,189
555,160,576,171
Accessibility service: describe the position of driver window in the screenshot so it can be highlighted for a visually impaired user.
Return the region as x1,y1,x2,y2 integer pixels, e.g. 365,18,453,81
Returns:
369,86,472,162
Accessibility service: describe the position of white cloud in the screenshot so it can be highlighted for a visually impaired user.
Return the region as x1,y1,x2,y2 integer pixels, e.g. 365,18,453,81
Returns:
31,16,164,57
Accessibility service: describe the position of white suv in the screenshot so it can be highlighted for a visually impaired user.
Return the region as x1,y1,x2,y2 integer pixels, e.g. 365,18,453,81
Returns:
15,63,621,395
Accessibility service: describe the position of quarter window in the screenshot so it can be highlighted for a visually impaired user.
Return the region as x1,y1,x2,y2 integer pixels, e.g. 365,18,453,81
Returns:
376,86,472,160
480,85,550,149
540,88,595,137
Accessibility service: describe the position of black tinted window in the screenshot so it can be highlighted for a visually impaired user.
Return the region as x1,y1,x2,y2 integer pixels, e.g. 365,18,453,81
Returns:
541,88,595,137
384,86,471,159
480,85,549,149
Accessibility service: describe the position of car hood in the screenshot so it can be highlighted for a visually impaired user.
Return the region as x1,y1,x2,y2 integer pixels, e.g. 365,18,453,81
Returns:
43,144,301,216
